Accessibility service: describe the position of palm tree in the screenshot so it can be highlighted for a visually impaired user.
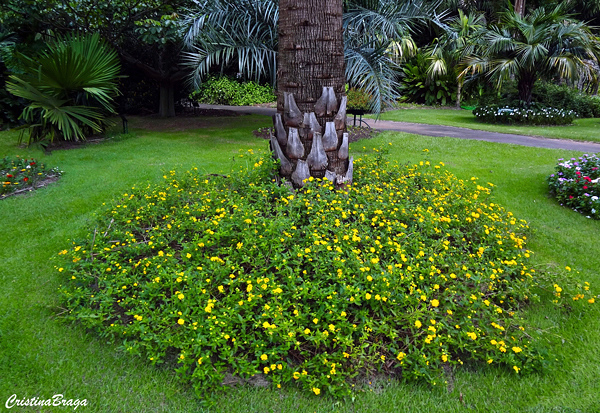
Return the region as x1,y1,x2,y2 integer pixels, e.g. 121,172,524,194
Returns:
6,33,120,144
427,9,485,107
182,0,445,113
459,3,600,104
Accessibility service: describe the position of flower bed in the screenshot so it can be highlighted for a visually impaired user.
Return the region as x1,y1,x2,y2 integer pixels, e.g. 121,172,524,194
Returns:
1,156,62,199
548,154,600,219
58,150,595,398
473,105,577,125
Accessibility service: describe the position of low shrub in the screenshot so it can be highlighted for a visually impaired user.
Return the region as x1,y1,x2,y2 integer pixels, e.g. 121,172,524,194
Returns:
1,156,62,198
473,105,577,125
533,83,600,118
398,53,457,106
346,87,372,113
190,76,275,106
548,154,600,219
59,149,595,398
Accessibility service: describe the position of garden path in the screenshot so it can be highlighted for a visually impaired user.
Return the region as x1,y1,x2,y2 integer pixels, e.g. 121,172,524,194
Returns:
195,104,600,153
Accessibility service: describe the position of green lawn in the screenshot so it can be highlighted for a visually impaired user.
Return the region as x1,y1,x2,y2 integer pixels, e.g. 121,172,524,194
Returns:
373,107,600,143
1,114,599,412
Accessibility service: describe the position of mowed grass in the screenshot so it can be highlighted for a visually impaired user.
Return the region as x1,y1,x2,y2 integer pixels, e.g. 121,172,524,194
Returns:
372,107,600,143
1,114,599,412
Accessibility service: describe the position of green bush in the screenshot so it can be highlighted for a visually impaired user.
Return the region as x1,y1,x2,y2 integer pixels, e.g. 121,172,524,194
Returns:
532,83,600,118
398,54,456,106
548,154,600,219
1,156,62,198
473,104,577,125
59,150,595,398
346,87,372,113
190,76,275,106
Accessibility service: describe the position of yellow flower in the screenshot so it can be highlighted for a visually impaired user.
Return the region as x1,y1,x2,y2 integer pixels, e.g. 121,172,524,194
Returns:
186,253,191,259
415,320,422,328
304,328,311,335
177,293,185,300
365,293,372,300
513,365,520,373
313,318,319,324
512,346,522,353
312,387,321,395
430,299,439,307
589,298,595,304
177,318,185,325
261,354,268,361
293,372,300,380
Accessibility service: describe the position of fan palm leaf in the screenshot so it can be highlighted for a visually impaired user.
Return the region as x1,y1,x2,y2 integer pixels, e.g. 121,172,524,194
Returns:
6,33,120,144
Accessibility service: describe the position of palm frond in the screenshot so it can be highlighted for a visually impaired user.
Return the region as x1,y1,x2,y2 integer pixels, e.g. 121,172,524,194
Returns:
345,43,400,114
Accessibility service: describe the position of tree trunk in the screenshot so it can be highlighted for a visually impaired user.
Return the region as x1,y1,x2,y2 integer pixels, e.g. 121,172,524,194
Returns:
159,83,175,118
514,0,526,17
517,73,535,105
274,0,350,188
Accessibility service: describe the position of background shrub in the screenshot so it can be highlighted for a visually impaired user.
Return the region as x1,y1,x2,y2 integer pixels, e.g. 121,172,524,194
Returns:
548,154,600,219
398,53,457,106
346,87,372,113
473,104,577,125
190,76,275,106
59,150,595,398
532,83,600,119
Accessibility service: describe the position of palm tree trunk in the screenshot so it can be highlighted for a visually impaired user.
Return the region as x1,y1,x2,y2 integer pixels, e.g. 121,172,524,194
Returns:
274,0,350,188
159,83,176,118
514,0,526,17
277,0,345,115
518,73,535,105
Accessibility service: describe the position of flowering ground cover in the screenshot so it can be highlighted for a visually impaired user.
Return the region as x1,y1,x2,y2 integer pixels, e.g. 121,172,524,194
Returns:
375,107,600,142
548,154,600,219
473,105,576,126
58,148,595,399
0,156,62,199
1,115,599,412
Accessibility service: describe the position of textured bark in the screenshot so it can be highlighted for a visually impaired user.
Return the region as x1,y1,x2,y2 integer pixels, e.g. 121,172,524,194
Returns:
275,0,349,187
514,0,526,17
277,0,345,118
518,73,535,104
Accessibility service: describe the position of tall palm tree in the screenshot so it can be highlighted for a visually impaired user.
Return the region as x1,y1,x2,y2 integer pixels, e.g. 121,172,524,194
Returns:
459,3,600,104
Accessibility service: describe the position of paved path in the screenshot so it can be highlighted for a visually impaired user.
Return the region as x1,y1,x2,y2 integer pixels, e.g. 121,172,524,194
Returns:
196,104,600,153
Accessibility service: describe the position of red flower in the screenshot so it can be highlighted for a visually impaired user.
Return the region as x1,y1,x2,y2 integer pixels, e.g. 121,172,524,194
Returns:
24,177,29,182
569,195,574,199
584,176,592,182
6,174,13,178
583,186,588,189
30,162,35,166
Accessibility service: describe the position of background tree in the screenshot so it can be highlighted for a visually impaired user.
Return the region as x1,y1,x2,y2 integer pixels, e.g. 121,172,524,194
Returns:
427,9,484,107
459,3,600,104
1,0,190,117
